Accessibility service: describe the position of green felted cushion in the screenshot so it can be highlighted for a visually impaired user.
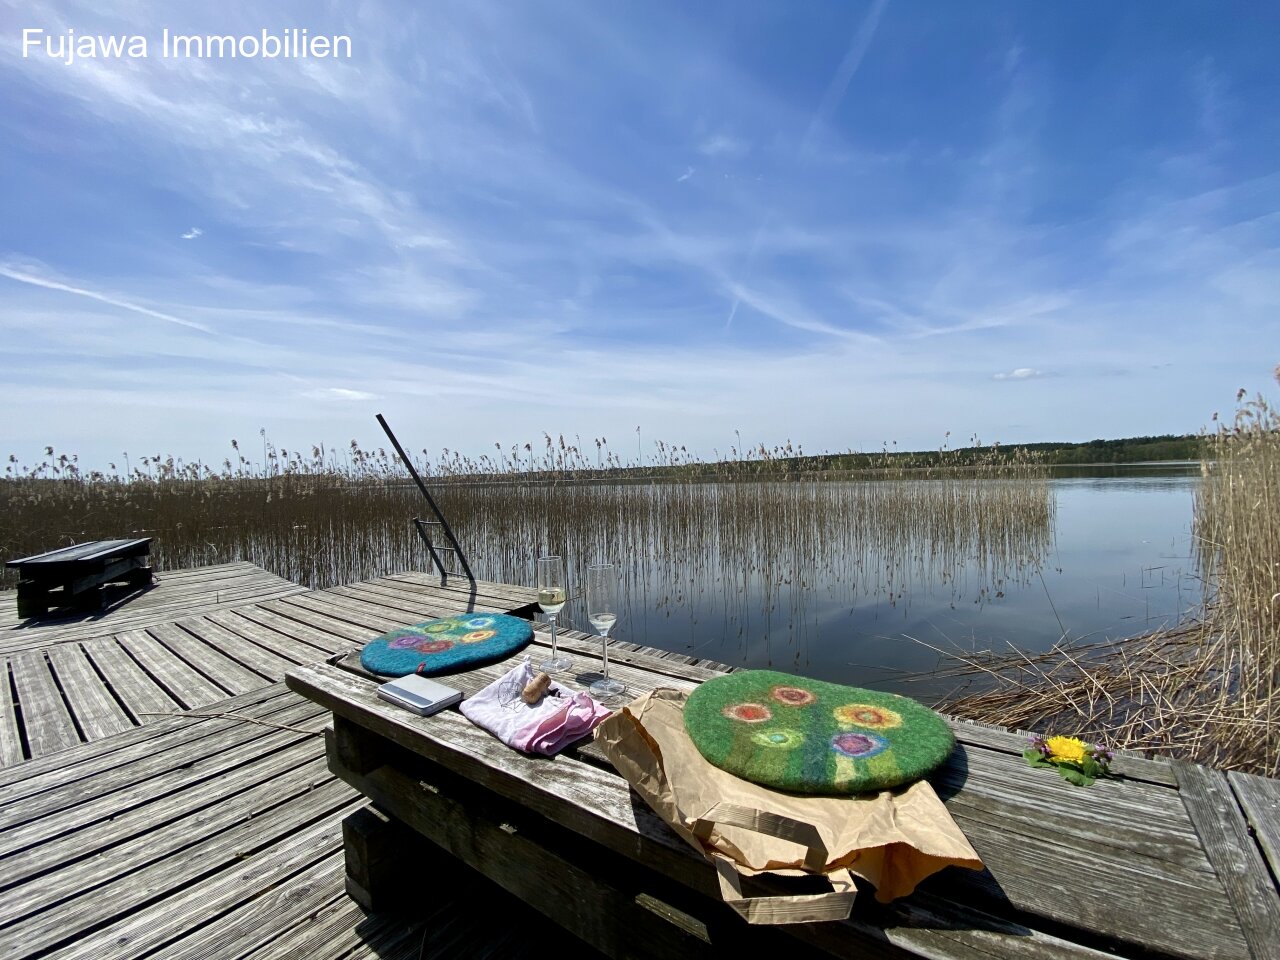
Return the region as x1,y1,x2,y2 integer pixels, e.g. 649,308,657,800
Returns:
360,613,533,677
683,670,955,795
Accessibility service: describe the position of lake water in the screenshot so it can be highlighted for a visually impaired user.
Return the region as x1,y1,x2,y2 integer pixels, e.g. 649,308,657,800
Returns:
548,465,1202,700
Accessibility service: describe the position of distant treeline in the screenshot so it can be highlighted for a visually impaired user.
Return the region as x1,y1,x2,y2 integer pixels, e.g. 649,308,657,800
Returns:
678,433,1204,476
998,435,1203,464
818,433,1204,469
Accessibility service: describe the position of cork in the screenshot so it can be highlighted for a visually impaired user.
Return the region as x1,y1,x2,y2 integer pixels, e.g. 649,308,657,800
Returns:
521,671,552,704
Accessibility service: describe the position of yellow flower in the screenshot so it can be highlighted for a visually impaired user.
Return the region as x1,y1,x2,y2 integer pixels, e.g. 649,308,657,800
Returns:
1044,736,1088,765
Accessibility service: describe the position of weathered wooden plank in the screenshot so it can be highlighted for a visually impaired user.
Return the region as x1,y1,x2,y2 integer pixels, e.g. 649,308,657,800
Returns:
79,635,183,723
288,662,1119,960
0,689,313,827
530,626,735,686
64,583,303,628
44,643,133,741
232,884,367,960
169,616,297,679
0,658,25,768
258,595,383,642
0,749,331,926
274,591,404,632
932,774,1213,874
0,562,304,653
929,744,1200,848
150,560,269,580
0,699,326,851
128,563,286,594
146,622,272,695
932,809,1247,959
1229,770,1280,886
378,570,539,606
113,629,229,708
1175,761,1280,960
330,580,521,619
1,572,277,638
202,607,347,660
159,851,351,960
605,638,735,676
942,716,1179,787
8,649,80,757
9,784,361,960
327,580,472,614
1,742,330,901
0,680,288,791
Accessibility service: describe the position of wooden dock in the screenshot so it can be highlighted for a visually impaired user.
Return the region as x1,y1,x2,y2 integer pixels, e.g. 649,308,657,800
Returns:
0,562,1277,959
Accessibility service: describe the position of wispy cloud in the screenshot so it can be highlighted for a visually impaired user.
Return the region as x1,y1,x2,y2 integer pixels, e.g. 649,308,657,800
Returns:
303,387,380,402
0,262,213,333
800,0,890,157
994,368,1044,381
676,166,694,182
697,134,748,157
181,227,203,240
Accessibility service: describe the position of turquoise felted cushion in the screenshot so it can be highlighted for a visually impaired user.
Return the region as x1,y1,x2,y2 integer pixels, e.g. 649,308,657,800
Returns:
360,613,533,677
683,670,955,795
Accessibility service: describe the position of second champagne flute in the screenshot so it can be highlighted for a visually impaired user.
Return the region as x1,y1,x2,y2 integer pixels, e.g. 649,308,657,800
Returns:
586,562,625,698
537,555,573,673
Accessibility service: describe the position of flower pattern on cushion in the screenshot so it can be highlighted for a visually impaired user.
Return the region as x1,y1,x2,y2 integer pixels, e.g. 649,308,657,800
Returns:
770,685,817,706
831,731,889,759
722,703,772,723
833,704,902,730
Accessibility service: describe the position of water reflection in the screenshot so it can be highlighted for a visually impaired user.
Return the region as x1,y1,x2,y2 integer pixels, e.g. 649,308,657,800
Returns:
439,466,1200,700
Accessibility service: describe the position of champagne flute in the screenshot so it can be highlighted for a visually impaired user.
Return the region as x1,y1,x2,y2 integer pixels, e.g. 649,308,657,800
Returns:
586,562,625,698
537,555,572,673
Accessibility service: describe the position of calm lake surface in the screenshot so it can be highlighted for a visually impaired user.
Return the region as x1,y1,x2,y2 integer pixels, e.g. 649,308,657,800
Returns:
546,465,1201,700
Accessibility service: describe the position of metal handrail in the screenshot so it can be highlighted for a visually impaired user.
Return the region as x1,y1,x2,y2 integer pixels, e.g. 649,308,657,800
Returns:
376,414,475,584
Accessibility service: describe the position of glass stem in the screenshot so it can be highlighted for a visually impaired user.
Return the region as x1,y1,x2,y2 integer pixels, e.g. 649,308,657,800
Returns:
601,634,609,679
549,615,558,658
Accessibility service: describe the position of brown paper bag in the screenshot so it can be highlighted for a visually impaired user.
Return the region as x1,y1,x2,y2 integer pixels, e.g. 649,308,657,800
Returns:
594,687,984,925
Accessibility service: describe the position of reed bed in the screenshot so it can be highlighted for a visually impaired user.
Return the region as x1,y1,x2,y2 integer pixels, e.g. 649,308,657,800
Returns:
1,440,1054,645
941,380,1280,776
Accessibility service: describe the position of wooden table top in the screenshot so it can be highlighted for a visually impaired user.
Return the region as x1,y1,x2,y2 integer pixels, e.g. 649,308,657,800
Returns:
287,626,1280,960
6,538,153,570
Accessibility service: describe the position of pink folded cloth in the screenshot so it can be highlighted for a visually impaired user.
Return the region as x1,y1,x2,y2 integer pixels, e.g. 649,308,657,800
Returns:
460,659,612,755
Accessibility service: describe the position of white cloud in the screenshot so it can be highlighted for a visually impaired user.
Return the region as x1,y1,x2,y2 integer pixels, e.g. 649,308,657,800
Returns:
181,227,203,240
993,368,1043,381
697,134,747,157
676,166,694,182
302,387,380,402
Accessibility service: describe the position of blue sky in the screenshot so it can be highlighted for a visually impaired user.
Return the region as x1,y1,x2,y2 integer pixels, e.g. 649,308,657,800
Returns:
2,1,1278,471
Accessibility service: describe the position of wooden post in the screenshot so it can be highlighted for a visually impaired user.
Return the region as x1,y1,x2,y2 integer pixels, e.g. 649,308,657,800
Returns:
341,804,434,913
329,715,389,777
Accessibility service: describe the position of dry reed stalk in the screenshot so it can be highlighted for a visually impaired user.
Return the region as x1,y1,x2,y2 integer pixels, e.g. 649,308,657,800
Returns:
941,377,1280,775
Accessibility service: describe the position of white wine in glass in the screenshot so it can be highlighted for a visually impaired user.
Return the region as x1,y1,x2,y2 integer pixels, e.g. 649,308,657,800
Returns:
586,562,624,698
537,555,572,673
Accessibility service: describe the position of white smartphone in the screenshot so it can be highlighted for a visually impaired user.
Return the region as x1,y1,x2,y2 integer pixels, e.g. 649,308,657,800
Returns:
376,674,463,716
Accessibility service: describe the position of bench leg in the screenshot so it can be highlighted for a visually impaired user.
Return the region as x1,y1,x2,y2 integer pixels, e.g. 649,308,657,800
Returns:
15,593,49,619
342,804,435,913
73,585,105,612
125,565,154,587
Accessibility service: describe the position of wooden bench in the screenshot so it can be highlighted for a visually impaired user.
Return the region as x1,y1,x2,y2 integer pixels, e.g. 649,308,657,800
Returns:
6,538,154,618
286,630,1280,960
